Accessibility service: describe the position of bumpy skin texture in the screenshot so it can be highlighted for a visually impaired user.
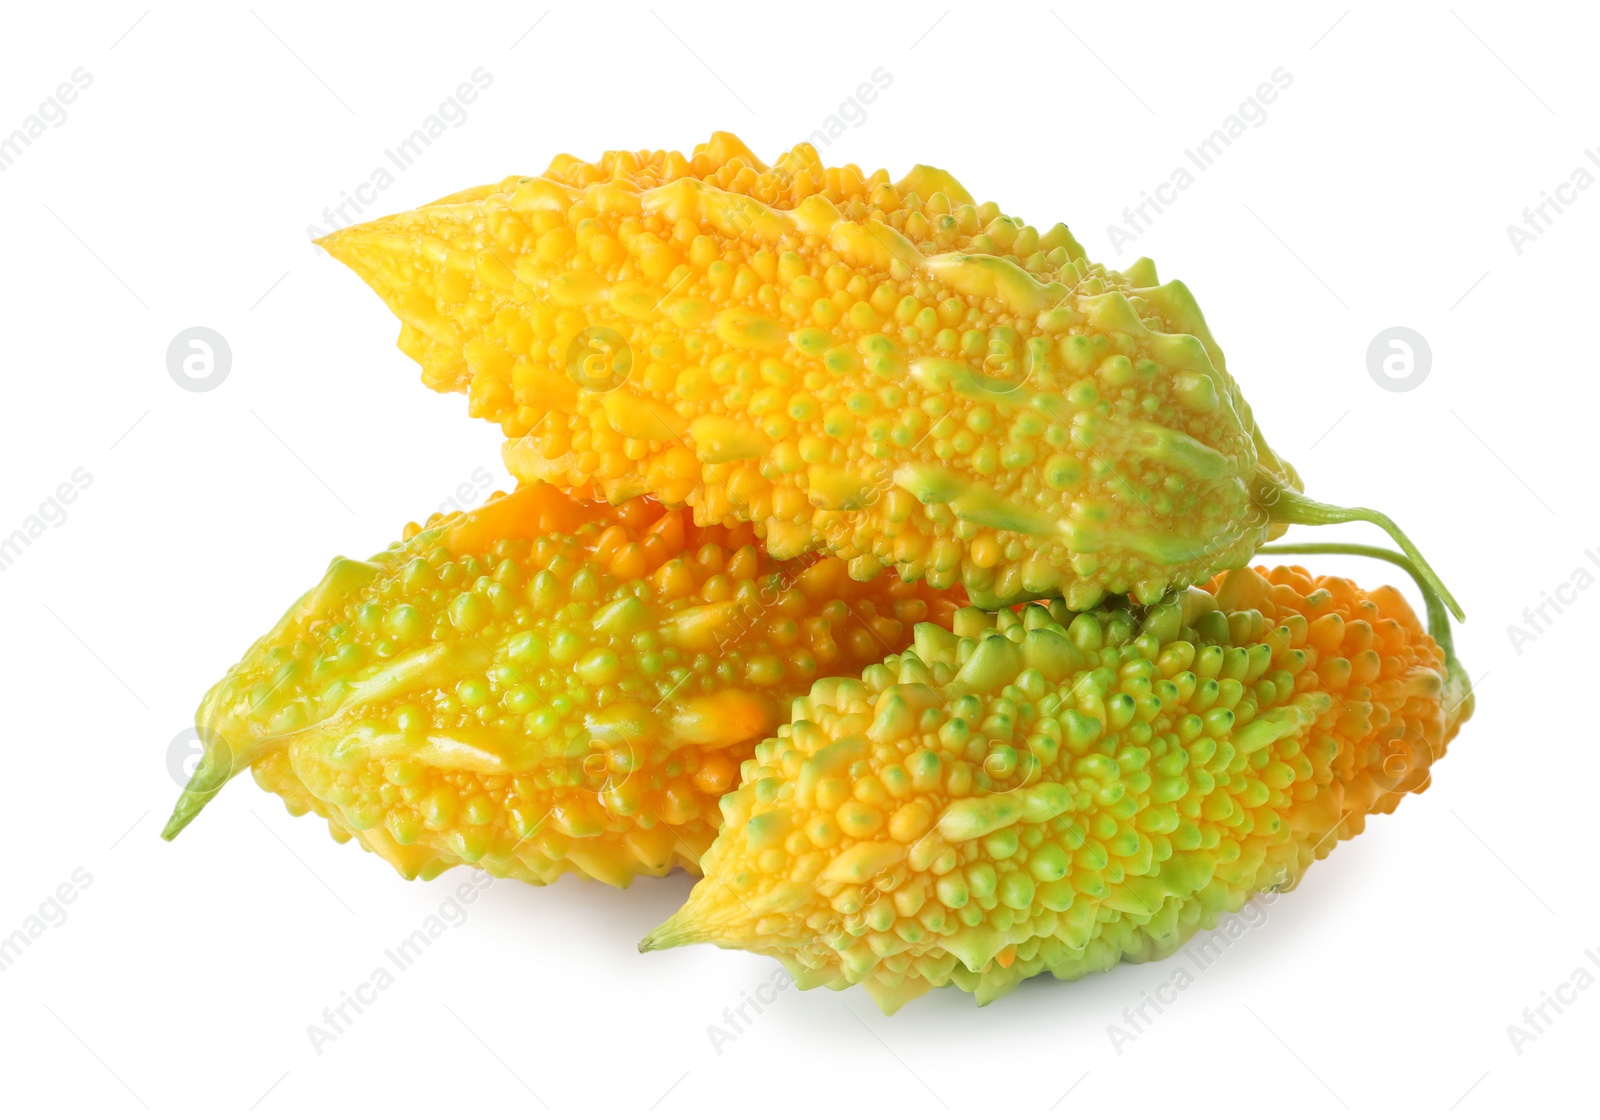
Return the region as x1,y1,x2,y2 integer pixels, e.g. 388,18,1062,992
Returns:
643,563,1471,1011
319,132,1313,611
162,484,960,887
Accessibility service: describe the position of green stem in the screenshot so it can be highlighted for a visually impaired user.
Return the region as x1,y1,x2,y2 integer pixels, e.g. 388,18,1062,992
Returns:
1257,481,1463,623
1255,541,1472,720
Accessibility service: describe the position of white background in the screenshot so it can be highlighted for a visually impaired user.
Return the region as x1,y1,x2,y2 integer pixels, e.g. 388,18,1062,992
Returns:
0,2,1593,1116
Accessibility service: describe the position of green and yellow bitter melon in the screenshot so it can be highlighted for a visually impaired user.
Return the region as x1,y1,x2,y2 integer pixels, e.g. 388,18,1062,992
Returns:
164,483,960,886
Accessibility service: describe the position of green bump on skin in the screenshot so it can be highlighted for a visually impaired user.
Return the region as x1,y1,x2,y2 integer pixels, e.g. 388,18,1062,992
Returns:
807,464,880,511
1123,422,1234,481
714,307,787,353
1172,372,1220,413
893,462,964,505
912,356,1044,409
1135,279,1211,342
688,415,771,463
938,792,1023,842
950,634,1024,692
1020,782,1072,823
1121,257,1160,288
924,253,1070,317
341,641,492,712
823,841,905,883
946,487,1060,536
868,693,917,743
940,926,1009,972
1231,703,1314,754
1020,628,1082,675
797,736,870,806
1082,291,1146,335
746,810,792,852
591,595,648,635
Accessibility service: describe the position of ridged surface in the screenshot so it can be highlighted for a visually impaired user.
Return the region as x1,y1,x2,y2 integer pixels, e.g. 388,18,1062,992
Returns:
166,484,961,886
643,563,1470,1011
320,132,1306,610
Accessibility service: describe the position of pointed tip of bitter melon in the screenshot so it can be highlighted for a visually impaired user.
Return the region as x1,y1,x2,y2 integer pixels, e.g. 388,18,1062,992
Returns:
160,784,216,841
160,726,236,841
636,927,674,953
638,912,704,953
314,227,370,272
639,878,747,951
162,551,396,843
314,230,356,267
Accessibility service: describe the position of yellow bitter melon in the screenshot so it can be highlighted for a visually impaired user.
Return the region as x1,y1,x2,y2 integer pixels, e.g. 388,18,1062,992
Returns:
319,132,1458,618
